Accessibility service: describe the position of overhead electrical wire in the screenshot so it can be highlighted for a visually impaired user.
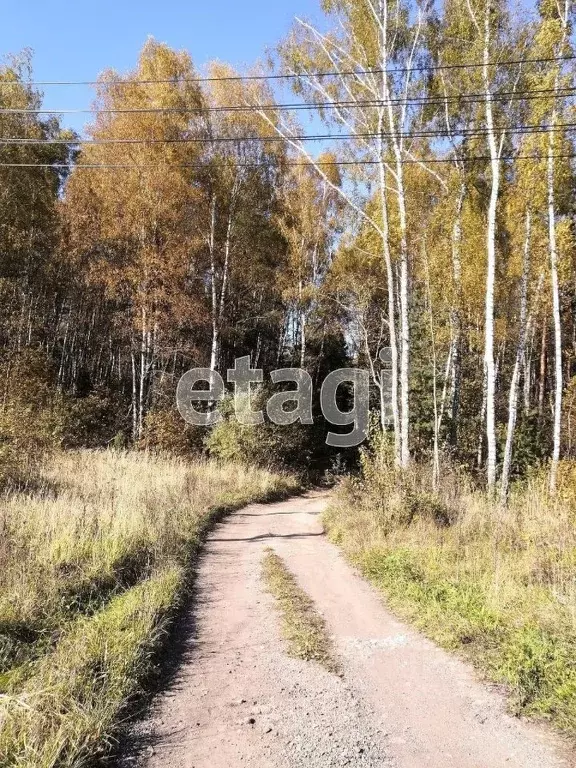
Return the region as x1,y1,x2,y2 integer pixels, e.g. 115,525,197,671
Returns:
0,84,575,116
26,123,576,143
1,120,576,146
1,153,574,170
1,53,574,171
0,53,574,87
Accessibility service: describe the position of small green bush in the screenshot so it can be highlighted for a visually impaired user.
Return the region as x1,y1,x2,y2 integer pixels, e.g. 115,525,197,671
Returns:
140,407,205,455
205,393,316,470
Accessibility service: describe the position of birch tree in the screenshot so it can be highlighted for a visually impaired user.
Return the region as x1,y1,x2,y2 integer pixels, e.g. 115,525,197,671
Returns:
500,206,532,503
460,0,517,490
198,63,285,372
259,0,432,466
531,0,574,493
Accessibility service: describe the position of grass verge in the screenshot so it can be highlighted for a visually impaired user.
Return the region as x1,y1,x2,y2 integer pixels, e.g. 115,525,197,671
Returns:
324,446,576,736
0,450,299,766
262,548,340,674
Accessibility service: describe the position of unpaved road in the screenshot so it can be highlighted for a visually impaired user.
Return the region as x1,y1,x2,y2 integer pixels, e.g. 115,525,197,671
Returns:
126,492,573,768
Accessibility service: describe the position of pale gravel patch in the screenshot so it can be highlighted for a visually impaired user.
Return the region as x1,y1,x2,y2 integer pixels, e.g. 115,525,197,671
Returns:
343,635,410,654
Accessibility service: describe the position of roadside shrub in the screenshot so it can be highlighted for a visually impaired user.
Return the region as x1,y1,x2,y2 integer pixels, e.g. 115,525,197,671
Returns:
206,416,315,470
205,393,316,471
0,349,62,486
140,407,205,455
59,390,128,449
343,430,460,535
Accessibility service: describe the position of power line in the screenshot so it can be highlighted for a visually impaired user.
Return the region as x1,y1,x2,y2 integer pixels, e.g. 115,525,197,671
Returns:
2,121,576,146
0,54,574,88
0,152,574,170
1,85,574,116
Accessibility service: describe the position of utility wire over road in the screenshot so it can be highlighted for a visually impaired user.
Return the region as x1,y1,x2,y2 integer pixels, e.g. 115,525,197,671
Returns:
1,85,575,114
0,52,574,86
1,53,574,171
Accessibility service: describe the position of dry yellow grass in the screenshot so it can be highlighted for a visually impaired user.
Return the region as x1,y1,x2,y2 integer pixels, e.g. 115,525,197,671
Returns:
0,449,298,767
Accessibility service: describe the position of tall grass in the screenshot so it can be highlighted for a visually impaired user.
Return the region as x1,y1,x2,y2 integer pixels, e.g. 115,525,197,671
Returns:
0,449,298,766
325,442,576,734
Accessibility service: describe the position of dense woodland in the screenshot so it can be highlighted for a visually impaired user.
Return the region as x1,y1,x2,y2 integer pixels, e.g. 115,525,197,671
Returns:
0,0,575,496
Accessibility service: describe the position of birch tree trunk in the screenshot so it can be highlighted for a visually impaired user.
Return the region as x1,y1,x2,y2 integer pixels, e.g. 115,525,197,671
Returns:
131,349,138,441
548,135,563,494
378,123,401,465
209,177,238,372
380,0,414,468
547,0,569,494
300,310,307,369
449,182,465,446
397,176,411,468
500,209,531,504
138,305,148,440
423,243,440,489
482,4,500,492
208,193,219,371
375,0,401,464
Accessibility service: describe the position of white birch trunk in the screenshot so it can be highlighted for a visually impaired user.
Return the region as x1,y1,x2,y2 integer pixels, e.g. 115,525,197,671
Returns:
397,181,411,468
300,310,307,369
378,134,401,465
423,244,440,489
449,183,465,445
548,0,569,494
138,305,147,440
500,209,531,504
131,349,138,441
482,5,500,492
380,0,411,467
208,193,219,371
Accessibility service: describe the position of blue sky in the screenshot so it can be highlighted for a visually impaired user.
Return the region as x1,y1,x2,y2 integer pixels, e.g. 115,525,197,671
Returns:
0,0,322,133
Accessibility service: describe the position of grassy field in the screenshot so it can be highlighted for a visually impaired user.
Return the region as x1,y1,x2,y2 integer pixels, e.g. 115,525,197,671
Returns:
0,450,298,767
325,449,576,735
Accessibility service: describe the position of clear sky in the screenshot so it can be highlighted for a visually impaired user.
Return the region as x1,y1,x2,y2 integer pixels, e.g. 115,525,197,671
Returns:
0,0,322,133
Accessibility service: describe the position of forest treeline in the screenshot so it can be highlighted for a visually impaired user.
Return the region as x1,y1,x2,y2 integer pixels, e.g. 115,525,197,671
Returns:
0,0,575,495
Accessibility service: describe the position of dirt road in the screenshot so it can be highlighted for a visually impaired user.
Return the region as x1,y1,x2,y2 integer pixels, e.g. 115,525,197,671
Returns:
127,492,572,768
